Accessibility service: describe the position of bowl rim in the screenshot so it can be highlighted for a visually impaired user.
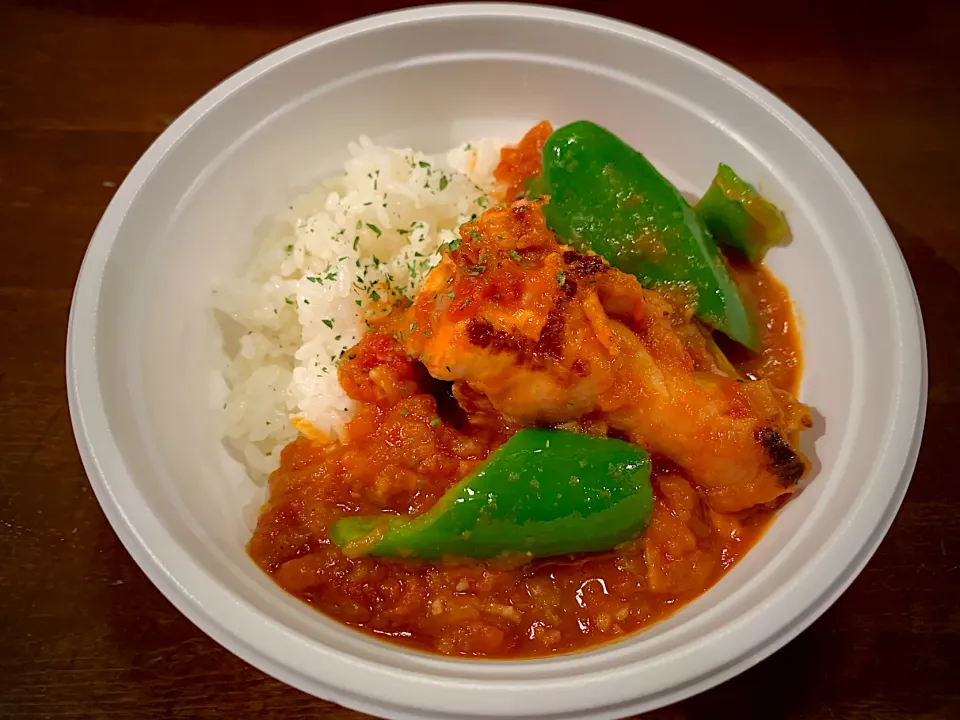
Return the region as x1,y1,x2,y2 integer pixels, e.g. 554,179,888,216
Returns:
67,3,927,718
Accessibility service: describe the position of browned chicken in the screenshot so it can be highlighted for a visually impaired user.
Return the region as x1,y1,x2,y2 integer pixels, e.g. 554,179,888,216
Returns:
405,201,812,513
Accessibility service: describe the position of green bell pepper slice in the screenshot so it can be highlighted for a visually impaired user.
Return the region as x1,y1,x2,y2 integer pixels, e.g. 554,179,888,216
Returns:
330,428,653,560
530,120,759,350
694,163,789,264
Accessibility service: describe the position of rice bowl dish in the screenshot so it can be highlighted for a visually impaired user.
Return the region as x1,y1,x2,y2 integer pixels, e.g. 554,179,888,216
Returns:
67,5,924,717
219,120,817,657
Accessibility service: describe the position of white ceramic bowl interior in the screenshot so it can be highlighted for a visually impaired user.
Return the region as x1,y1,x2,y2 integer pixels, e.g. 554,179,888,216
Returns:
68,5,925,719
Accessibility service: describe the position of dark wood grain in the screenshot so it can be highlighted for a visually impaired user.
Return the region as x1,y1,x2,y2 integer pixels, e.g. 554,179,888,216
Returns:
1,0,957,718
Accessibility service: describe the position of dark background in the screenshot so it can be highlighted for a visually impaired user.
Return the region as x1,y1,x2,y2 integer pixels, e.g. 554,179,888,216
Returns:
1,1,958,718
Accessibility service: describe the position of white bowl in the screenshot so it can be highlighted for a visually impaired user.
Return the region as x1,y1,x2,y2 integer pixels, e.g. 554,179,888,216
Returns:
67,4,926,719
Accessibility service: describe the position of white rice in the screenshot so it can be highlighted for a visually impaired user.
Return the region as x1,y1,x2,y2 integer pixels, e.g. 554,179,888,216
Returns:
215,136,507,478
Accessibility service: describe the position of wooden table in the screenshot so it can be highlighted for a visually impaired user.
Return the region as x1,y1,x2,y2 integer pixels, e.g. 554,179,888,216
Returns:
1,1,957,718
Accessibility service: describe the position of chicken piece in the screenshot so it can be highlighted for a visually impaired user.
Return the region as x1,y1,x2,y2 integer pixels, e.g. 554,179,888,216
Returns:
405,201,812,513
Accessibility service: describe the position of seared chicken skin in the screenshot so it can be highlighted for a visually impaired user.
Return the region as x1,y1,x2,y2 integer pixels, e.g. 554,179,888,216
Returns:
405,201,812,513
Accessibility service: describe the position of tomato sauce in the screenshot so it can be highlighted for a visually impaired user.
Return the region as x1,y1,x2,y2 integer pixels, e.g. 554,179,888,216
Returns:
247,125,805,658
723,257,802,394
249,280,800,657
493,120,552,199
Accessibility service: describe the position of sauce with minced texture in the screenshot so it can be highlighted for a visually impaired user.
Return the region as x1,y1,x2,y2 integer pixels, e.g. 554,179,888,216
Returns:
247,124,804,658
722,256,801,392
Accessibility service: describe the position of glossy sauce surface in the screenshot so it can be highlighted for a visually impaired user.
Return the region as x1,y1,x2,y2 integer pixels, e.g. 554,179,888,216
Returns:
722,256,802,392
